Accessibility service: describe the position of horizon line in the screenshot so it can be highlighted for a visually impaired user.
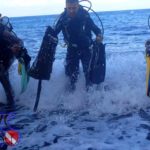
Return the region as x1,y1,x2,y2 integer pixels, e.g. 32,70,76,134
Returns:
9,8,150,18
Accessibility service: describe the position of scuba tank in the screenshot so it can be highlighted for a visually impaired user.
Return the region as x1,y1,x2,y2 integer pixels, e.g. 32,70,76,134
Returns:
145,15,150,97
146,40,150,97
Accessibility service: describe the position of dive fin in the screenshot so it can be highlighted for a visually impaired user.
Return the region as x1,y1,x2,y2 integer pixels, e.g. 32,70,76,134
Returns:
19,59,29,93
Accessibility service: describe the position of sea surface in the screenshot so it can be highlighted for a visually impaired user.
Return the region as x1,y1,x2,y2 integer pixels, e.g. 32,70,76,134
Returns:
0,9,150,150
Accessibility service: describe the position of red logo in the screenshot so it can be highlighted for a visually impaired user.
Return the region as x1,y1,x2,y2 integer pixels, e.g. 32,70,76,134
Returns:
4,130,19,146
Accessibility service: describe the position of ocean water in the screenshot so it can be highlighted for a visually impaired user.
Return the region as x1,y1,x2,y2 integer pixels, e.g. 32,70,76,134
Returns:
0,9,150,150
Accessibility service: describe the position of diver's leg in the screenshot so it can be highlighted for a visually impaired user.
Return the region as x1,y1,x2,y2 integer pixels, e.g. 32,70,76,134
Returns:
0,72,14,105
80,48,92,90
65,47,79,91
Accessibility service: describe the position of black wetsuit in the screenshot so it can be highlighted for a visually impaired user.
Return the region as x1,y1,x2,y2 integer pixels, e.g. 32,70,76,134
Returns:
54,6,101,88
0,23,30,105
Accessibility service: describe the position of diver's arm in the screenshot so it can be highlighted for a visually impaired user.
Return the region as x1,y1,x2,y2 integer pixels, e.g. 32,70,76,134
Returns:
0,23,23,53
1,22,31,67
3,29,31,67
3,30,23,48
87,16,103,42
87,16,101,35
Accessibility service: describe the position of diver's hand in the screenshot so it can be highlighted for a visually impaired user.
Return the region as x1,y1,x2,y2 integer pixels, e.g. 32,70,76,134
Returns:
96,34,103,43
11,44,21,53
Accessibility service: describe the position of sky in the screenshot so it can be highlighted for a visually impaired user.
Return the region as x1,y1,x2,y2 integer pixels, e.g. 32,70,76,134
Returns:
0,0,150,17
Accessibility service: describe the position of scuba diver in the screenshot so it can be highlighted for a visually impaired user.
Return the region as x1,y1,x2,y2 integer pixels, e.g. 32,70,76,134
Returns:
29,0,105,111
54,0,103,91
0,15,31,106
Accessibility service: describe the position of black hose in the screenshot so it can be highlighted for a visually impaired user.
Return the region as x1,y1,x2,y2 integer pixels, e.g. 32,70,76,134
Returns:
83,6,104,36
79,0,92,12
79,0,104,35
